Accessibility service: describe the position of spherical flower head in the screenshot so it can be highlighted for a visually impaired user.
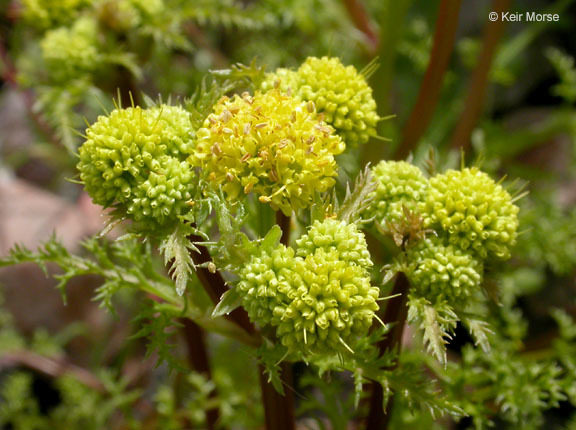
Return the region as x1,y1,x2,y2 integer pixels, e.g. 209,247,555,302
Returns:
22,0,87,29
260,68,299,93
78,104,196,227
406,236,483,304
96,0,164,31
191,90,345,215
41,17,100,82
367,161,428,226
296,218,372,269
237,244,296,327
421,167,519,260
237,245,379,356
264,57,380,146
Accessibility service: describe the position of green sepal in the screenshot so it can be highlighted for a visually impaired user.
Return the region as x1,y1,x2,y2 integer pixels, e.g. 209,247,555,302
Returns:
259,225,282,253
212,288,243,318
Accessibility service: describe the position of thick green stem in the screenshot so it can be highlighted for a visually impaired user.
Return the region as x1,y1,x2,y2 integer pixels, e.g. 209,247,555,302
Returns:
394,0,462,160
365,272,410,430
449,0,511,151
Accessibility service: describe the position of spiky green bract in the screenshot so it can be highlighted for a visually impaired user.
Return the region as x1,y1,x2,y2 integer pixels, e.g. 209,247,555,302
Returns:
22,0,87,29
191,90,345,215
406,236,483,304
367,160,428,226
421,167,519,261
41,17,100,82
77,105,196,227
237,236,379,356
296,218,372,269
262,57,380,146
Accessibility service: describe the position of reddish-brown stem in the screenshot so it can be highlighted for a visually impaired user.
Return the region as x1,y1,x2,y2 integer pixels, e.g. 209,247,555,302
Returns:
275,211,292,246
189,235,255,336
189,233,294,429
450,0,511,150
395,0,462,160
253,211,297,430
116,68,142,108
342,0,380,55
365,272,410,430
258,364,296,430
0,350,105,392
179,319,219,429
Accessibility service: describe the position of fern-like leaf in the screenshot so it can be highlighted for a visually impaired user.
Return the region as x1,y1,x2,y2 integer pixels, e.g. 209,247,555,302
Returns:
159,224,200,296
337,164,377,224
407,295,458,365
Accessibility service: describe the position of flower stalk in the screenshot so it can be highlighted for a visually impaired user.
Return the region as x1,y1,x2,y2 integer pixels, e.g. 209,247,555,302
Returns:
366,272,410,430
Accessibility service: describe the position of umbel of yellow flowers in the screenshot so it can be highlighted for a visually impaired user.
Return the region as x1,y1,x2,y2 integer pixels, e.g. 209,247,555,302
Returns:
191,89,345,215
262,56,380,146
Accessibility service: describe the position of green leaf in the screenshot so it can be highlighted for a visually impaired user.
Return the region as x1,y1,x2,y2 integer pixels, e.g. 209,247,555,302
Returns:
352,368,365,409
159,225,198,296
337,164,378,224
407,295,458,365
310,191,329,223
212,288,243,318
260,225,282,253
546,47,576,104
551,309,576,340
386,359,466,420
257,341,289,396
130,300,186,372
421,305,448,365
462,316,493,353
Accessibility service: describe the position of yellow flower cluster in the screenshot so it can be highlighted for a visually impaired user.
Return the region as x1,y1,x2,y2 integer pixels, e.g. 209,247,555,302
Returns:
191,90,345,215
95,0,164,31
262,57,380,146
41,17,100,82
22,0,88,29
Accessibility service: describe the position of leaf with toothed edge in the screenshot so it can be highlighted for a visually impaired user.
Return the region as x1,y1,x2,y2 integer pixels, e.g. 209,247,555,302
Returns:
257,341,289,396
407,295,458,365
462,315,493,353
159,224,199,296
337,164,378,224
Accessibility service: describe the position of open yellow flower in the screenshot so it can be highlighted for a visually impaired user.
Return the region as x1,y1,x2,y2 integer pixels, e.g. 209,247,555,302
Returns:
191,90,345,215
